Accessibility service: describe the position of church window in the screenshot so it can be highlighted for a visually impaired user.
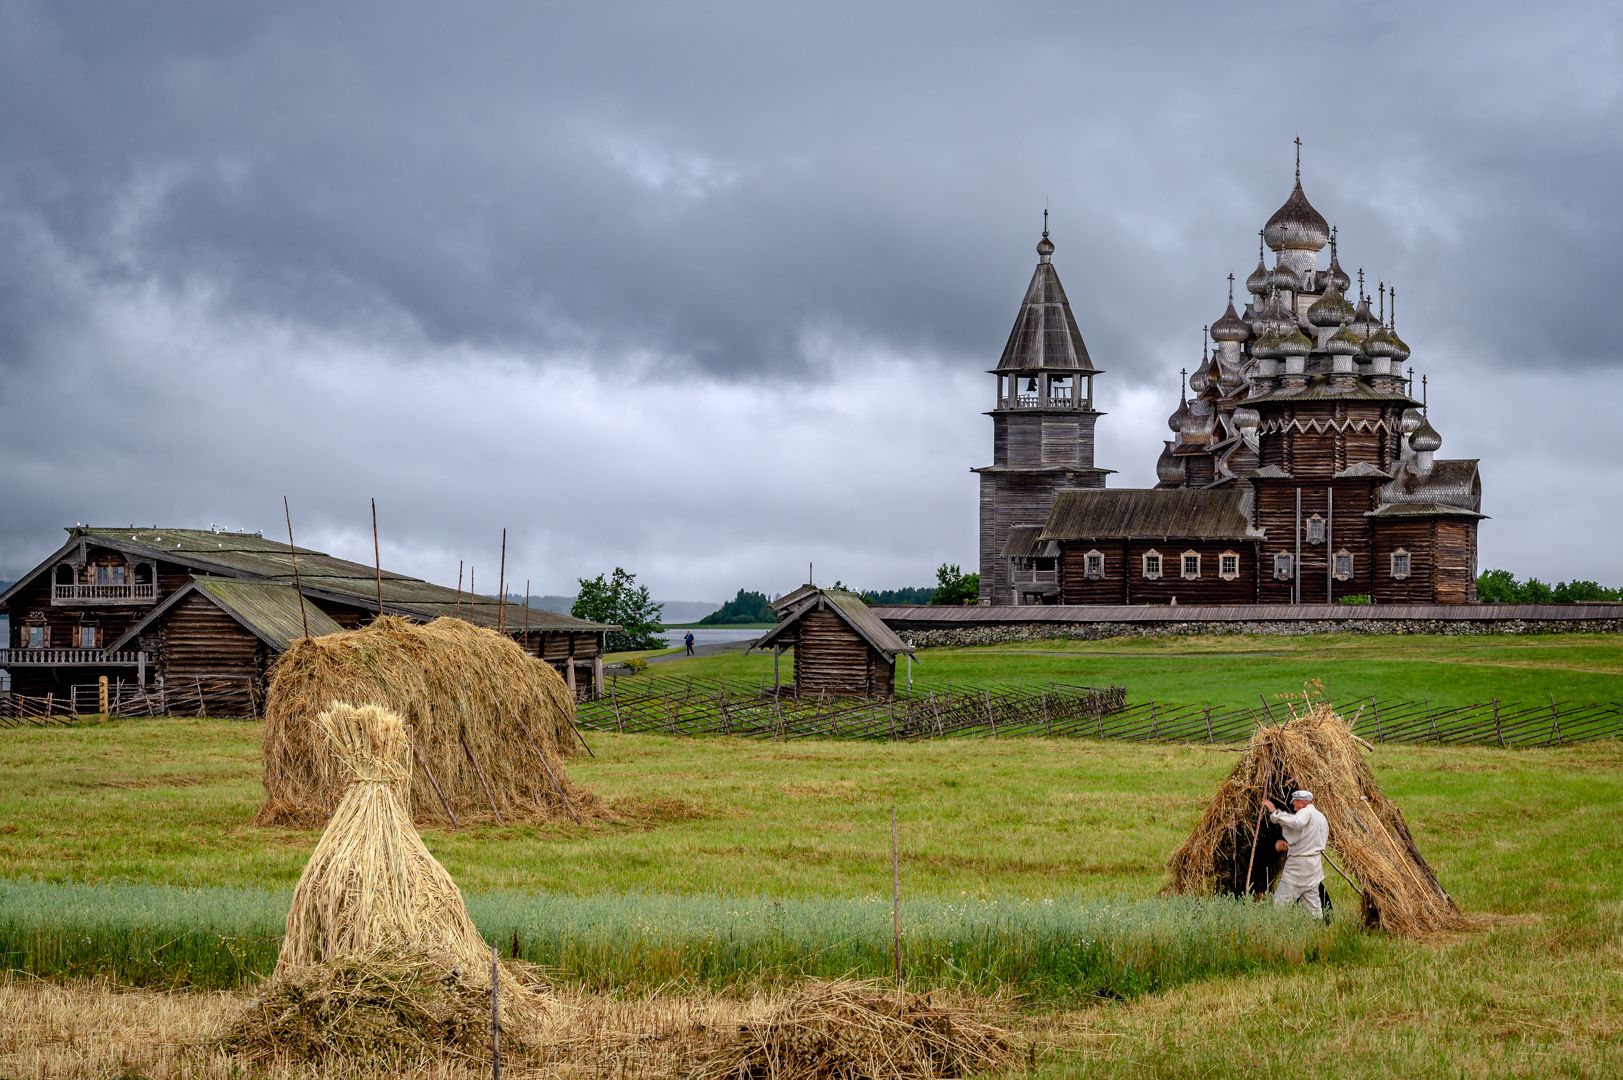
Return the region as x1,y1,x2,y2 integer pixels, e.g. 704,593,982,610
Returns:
1273,553,1294,580
1181,551,1201,580
1334,550,1354,581
1305,514,1326,545
1083,550,1105,580
1142,550,1163,580
1219,551,1240,581
1390,549,1412,580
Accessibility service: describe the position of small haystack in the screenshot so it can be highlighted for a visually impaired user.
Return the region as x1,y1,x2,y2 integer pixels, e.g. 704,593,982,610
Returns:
1167,702,1466,936
693,980,1012,1080
258,615,590,827
227,702,546,1066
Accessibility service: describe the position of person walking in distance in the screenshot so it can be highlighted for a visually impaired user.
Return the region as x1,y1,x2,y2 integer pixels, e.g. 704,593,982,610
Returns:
1261,789,1329,918
683,630,696,657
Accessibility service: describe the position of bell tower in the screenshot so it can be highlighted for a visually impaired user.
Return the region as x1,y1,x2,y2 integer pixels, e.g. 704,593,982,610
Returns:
973,216,1110,605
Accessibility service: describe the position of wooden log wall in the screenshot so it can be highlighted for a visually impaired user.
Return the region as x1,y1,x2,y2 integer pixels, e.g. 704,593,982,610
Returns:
1370,519,1438,603
1253,478,1382,603
793,607,893,697
157,593,263,683
1059,539,1258,605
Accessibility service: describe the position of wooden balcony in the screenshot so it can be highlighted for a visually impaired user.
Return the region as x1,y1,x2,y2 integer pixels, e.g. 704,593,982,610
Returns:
50,582,159,606
0,648,147,667
999,395,1093,411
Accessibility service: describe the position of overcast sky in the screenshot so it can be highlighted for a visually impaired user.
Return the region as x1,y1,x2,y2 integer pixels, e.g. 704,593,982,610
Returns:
2,2,1620,601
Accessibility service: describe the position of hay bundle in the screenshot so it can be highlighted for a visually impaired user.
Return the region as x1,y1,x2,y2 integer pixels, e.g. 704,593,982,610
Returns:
1166,702,1466,936
694,980,1011,1080
258,615,590,827
228,702,546,1066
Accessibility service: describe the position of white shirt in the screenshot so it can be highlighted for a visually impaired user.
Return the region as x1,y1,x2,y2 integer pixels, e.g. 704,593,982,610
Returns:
1269,803,1328,860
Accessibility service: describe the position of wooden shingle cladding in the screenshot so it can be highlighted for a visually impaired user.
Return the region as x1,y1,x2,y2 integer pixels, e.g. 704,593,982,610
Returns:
753,588,914,698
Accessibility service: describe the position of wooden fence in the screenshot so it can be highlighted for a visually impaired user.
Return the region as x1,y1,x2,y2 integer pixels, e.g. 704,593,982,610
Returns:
0,677,261,726
576,675,1623,747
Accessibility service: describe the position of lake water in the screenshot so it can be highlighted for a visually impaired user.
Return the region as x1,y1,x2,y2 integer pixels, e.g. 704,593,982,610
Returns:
656,626,763,649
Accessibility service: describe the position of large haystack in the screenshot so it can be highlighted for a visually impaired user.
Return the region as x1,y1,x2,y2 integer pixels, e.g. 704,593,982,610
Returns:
1167,702,1466,936
227,703,546,1067
258,615,590,827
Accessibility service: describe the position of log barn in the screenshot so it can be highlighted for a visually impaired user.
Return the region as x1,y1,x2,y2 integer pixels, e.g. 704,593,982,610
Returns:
753,587,915,697
0,526,614,714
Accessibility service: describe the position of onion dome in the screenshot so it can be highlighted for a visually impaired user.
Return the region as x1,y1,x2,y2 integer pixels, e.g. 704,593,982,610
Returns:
1267,262,1300,293
1211,297,1250,343
1189,366,1209,394
1252,329,1285,360
1036,231,1055,261
1278,328,1314,357
1168,396,1191,433
1326,253,1351,294
1263,180,1331,252
1410,415,1442,453
1348,295,1379,338
1157,443,1185,485
1326,321,1362,356
1307,286,1354,328
1232,405,1259,434
1387,286,1411,361
1400,407,1424,438
1246,235,1269,296
1362,325,1400,360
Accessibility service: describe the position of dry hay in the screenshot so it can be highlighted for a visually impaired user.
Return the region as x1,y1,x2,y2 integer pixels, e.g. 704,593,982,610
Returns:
228,703,549,1067
258,615,592,827
1166,701,1467,936
689,980,1013,1080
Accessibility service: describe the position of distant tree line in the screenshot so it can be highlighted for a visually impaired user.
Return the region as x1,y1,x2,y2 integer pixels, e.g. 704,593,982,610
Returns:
1476,569,1623,604
699,589,775,624
698,567,979,623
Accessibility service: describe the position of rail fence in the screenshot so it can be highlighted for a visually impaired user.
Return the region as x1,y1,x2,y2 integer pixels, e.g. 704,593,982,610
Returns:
576,674,1623,747
0,677,260,726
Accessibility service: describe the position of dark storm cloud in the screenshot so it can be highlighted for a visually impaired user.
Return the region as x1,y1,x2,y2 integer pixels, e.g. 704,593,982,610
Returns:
1,2,1620,593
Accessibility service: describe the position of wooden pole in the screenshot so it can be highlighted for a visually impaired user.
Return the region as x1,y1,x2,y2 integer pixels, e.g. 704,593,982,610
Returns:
98,676,109,721
522,578,531,639
371,498,384,616
283,496,311,639
459,726,504,824
1244,752,1275,899
497,528,507,632
413,746,459,828
455,560,465,619
490,942,502,1080
891,806,903,996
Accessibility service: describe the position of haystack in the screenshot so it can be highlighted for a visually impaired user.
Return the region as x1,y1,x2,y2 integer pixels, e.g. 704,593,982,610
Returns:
1166,702,1466,936
258,615,590,827
226,702,546,1065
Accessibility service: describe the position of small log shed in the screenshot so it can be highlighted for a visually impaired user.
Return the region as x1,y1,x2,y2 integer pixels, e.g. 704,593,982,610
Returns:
752,586,915,698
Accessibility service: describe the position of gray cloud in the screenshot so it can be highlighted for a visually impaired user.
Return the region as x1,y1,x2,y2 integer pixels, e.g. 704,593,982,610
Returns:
2,1,1620,596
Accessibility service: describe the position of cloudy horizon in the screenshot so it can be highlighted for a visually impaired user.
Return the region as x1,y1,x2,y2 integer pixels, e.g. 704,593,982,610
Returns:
3,2,1620,601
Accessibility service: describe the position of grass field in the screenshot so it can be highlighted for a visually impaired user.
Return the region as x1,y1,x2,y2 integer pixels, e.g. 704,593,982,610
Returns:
639,631,1623,710
3,633,1622,1077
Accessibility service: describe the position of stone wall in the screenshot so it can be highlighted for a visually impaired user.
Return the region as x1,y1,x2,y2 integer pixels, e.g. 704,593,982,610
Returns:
899,618,1623,648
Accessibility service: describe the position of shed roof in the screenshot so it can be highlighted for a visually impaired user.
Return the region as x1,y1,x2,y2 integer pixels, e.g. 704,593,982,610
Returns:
999,525,1059,559
109,578,346,652
2,527,614,633
1040,488,1263,542
752,587,915,661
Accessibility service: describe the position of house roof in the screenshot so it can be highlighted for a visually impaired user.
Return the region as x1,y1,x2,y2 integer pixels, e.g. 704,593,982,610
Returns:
752,587,915,661
2,526,614,634
1364,502,1487,520
999,525,1059,559
1040,488,1264,542
769,583,820,613
109,578,346,652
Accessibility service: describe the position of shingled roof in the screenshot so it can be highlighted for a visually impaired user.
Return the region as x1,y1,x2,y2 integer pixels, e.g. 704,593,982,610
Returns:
1040,488,1263,542
752,587,915,661
993,232,1101,375
109,578,346,652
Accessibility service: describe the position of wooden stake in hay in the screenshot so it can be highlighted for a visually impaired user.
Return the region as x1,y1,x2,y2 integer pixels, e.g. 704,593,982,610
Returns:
258,616,591,827
1166,702,1466,936
227,702,546,1066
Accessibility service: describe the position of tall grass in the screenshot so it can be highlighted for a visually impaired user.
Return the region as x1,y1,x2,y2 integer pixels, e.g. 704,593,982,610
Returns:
0,879,1342,1003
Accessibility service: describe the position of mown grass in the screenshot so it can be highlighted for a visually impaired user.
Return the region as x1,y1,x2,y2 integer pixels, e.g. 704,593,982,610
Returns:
0,880,1343,1004
657,631,1623,709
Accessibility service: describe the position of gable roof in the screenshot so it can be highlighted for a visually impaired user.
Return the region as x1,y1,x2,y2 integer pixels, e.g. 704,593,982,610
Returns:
1040,488,1264,542
769,583,820,613
752,587,915,661
109,578,346,652
2,526,614,633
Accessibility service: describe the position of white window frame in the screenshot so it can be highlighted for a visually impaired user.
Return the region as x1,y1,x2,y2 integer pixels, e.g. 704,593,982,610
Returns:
1181,550,1201,580
1219,550,1240,581
1083,549,1105,580
1305,514,1326,546
1273,552,1294,581
1333,549,1354,581
1390,548,1412,580
1142,549,1163,580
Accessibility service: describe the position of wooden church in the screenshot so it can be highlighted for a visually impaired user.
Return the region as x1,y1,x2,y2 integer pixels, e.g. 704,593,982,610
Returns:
980,146,1483,606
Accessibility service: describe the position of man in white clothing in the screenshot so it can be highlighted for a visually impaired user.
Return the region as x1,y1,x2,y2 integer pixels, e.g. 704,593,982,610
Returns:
1261,789,1329,918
